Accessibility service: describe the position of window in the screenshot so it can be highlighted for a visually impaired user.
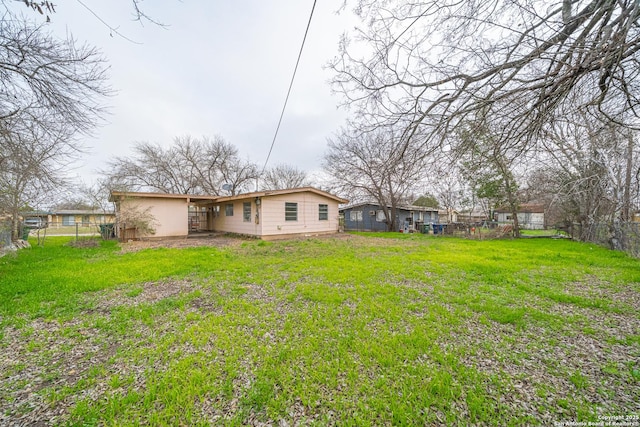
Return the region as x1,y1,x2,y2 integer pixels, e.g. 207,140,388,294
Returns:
62,215,75,226
285,202,298,221
350,210,363,222
243,202,251,222
376,210,385,222
225,204,234,216
319,204,328,221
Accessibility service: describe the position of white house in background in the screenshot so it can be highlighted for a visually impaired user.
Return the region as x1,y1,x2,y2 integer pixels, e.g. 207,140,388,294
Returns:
495,203,546,230
109,187,348,240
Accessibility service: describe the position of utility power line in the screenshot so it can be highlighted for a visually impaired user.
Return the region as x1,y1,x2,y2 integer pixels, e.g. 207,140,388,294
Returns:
259,0,318,178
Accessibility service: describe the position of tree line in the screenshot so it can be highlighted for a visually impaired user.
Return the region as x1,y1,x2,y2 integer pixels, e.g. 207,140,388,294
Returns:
322,0,640,248
0,1,109,241
103,135,309,196
0,1,309,241
3,0,640,254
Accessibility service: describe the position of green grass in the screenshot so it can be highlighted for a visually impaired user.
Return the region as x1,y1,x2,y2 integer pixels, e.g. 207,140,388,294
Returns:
1,234,639,425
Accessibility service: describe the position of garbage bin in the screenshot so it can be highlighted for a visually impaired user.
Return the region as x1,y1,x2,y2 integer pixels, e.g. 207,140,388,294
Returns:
422,223,430,234
21,226,30,240
99,223,115,239
433,224,444,235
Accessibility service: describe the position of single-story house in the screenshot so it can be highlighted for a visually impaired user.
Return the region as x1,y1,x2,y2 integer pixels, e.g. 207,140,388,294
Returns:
495,203,545,230
340,203,439,232
50,210,116,227
109,187,348,240
22,210,115,228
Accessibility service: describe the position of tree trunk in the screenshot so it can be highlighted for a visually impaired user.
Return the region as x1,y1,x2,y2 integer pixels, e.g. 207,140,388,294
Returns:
510,202,520,238
387,205,397,232
621,134,633,223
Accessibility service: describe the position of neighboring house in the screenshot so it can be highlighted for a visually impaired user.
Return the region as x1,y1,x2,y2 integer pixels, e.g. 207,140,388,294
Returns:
458,208,490,224
22,210,115,228
340,203,439,232
495,203,545,230
109,187,348,240
438,208,459,224
50,210,116,227
21,211,51,228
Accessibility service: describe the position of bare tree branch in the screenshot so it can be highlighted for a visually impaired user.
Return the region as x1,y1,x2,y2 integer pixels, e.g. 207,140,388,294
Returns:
332,0,640,150
106,135,259,196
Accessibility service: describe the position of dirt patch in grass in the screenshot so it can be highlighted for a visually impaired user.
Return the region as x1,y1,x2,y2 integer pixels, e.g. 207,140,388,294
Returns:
0,278,211,426
117,232,359,254
66,239,101,248
118,233,247,253
89,278,201,311
442,299,640,423
1,316,119,426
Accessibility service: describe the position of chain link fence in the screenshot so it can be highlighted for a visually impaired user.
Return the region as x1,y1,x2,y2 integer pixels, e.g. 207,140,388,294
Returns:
569,222,640,258
0,229,11,248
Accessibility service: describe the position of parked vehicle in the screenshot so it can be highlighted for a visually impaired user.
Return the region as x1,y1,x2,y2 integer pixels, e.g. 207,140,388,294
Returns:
24,218,47,229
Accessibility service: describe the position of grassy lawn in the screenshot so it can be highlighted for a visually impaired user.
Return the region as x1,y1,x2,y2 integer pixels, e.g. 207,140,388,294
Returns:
1,233,639,425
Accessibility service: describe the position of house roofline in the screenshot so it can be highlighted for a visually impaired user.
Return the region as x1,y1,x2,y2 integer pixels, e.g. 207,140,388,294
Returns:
52,210,115,215
340,202,439,212
109,191,204,202
212,187,348,204
109,187,348,205
22,210,114,216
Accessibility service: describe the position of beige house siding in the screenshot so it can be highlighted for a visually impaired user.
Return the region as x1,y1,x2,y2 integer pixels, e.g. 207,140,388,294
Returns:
119,197,188,238
211,198,263,237
111,187,347,240
207,190,343,239
259,192,340,238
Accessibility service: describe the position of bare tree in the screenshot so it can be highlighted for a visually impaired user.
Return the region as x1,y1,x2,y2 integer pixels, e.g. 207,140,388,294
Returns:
331,1,640,153
429,166,467,220
106,135,259,196
457,121,525,236
535,108,639,247
0,6,109,241
0,15,109,132
0,113,79,240
323,127,429,231
11,0,162,24
261,164,310,190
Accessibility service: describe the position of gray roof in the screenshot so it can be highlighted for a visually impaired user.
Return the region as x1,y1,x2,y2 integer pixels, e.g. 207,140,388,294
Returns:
340,202,439,212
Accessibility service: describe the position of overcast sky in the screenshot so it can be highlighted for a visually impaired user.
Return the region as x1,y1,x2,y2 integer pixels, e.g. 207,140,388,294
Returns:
41,1,357,185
